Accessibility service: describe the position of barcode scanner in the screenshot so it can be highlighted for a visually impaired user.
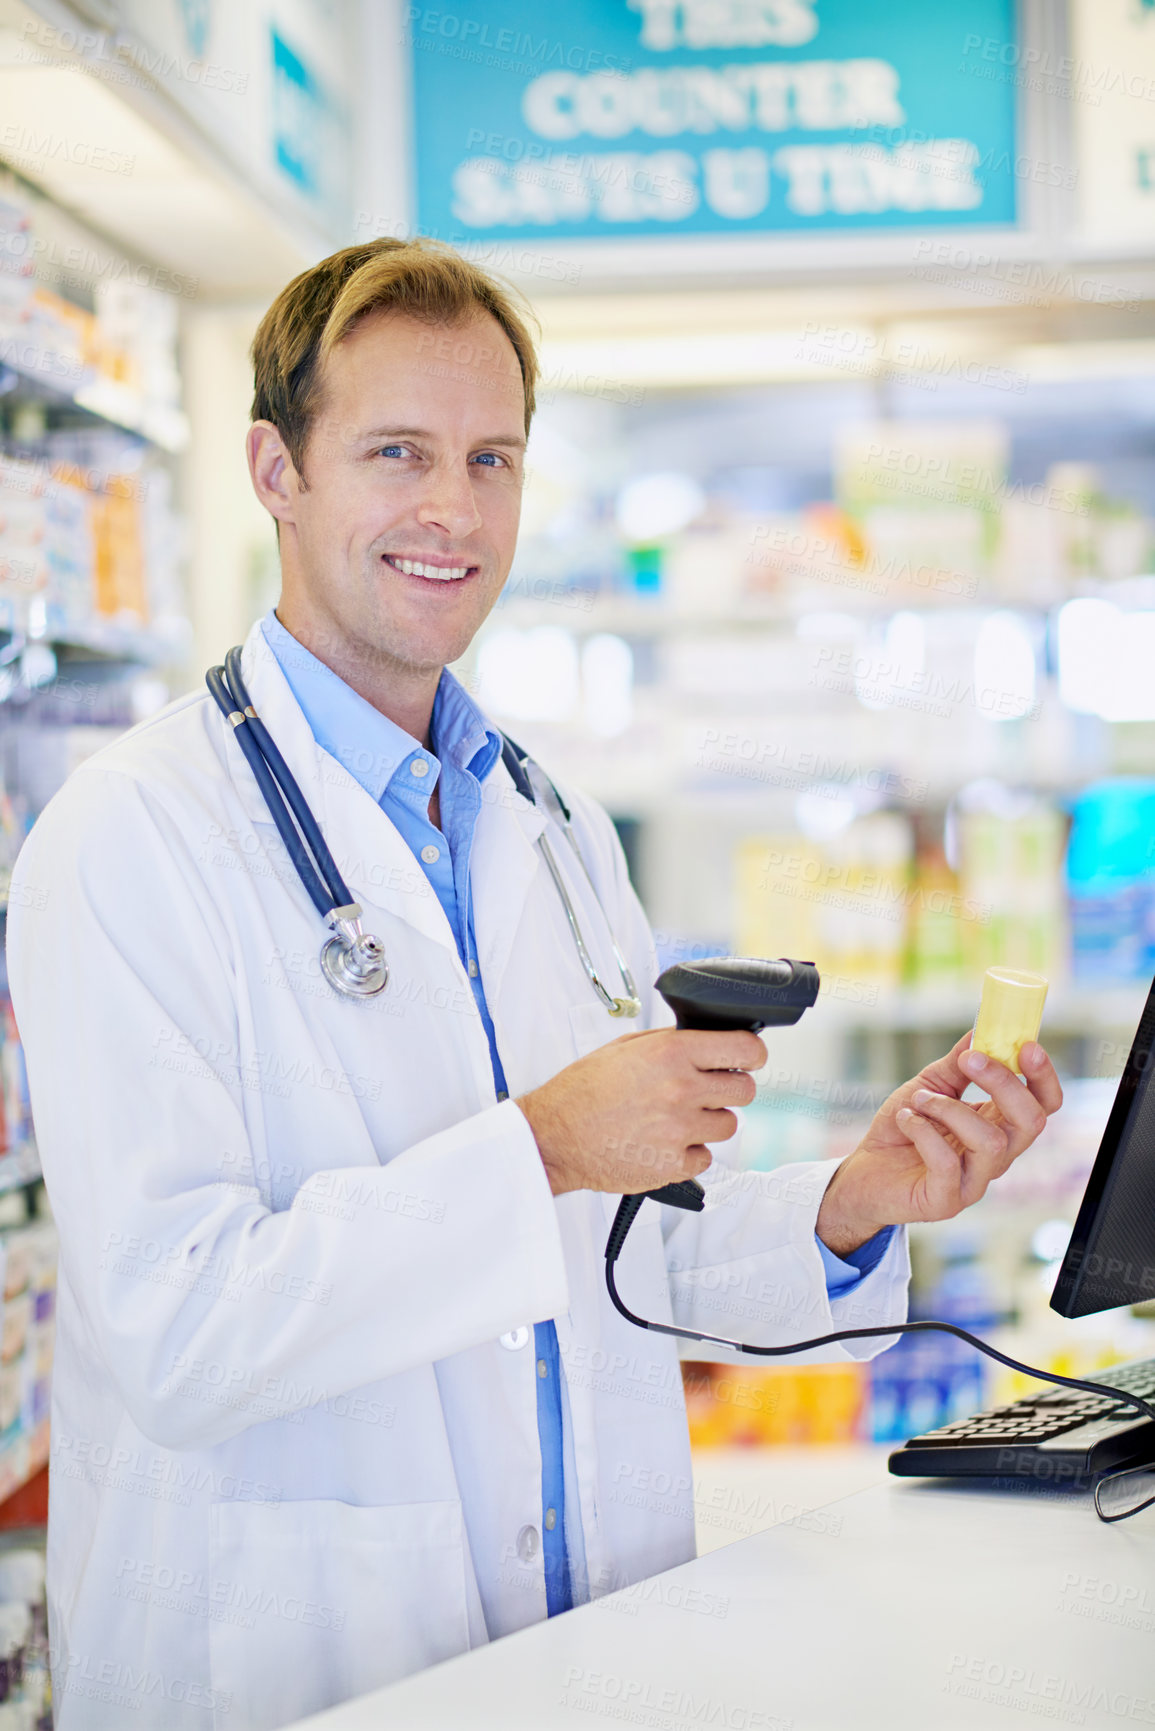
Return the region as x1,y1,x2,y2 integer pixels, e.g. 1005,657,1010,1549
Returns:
605,956,820,1247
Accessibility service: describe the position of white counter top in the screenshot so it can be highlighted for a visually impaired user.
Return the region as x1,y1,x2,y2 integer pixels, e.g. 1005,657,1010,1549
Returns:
290,1474,1155,1731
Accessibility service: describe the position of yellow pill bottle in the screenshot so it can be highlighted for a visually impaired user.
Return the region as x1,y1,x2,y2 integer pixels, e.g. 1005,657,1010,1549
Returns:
971,967,1048,1074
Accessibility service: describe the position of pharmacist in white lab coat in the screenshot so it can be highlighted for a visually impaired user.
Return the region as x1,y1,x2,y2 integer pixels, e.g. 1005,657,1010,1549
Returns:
6,240,1062,1731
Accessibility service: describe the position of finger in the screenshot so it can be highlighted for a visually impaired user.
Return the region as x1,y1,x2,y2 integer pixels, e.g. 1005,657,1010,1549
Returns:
682,1030,768,1073
913,1031,981,1100
697,1069,758,1108
956,1051,1048,1150
1018,1042,1064,1114
910,1090,1008,1162
695,1106,739,1144
895,1108,965,1216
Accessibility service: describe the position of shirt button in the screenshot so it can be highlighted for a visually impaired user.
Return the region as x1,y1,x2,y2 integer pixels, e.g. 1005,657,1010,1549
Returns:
500,1327,530,1350
468,959,478,978
516,1524,539,1561
544,1508,557,1532
537,1358,548,1380
410,759,429,777
420,844,440,864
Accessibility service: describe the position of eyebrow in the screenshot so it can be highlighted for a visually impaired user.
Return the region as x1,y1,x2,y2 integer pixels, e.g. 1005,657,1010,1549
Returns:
362,426,527,450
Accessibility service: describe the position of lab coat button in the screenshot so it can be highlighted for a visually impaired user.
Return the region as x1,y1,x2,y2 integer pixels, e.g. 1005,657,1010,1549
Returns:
517,1524,539,1561
537,1358,548,1379
544,1507,557,1532
468,959,478,977
500,1327,530,1350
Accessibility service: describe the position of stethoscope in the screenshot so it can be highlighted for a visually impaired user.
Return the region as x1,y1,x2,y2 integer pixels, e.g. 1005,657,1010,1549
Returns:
206,646,642,1016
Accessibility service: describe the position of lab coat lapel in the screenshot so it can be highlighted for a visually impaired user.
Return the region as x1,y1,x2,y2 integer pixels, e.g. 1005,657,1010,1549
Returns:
229,621,456,953
470,757,547,1004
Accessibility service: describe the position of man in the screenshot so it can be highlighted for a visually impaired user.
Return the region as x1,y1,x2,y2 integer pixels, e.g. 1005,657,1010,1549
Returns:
7,239,1061,1730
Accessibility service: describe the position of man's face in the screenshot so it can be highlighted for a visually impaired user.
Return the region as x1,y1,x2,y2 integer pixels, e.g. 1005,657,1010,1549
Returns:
272,308,527,678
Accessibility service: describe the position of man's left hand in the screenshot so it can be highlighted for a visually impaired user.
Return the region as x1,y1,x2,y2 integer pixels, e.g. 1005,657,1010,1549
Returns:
816,1034,1063,1258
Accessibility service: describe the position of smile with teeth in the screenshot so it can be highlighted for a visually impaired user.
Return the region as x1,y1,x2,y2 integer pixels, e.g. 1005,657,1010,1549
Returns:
385,555,473,582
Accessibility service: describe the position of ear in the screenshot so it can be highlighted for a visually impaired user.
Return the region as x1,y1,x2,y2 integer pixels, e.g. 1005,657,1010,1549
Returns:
247,421,300,526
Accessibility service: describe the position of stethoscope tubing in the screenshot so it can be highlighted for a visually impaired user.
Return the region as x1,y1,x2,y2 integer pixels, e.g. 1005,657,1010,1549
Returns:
207,650,353,920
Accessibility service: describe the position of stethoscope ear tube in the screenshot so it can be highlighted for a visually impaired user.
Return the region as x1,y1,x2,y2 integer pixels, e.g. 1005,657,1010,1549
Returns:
206,664,328,918
207,656,338,917
221,647,355,915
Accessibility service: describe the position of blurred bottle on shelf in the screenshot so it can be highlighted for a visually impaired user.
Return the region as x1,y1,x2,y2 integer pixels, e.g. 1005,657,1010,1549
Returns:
904,841,965,988
955,797,1068,981
734,812,913,991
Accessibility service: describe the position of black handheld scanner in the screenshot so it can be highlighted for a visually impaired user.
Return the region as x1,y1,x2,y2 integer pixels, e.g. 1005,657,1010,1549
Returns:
639,956,820,1216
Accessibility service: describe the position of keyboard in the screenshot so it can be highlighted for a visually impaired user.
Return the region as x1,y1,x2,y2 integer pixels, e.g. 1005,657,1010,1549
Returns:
888,1355,1155,1486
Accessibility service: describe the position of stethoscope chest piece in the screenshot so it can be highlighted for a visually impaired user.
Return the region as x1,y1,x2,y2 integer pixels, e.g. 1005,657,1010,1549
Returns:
321,911,389,998
321,931,388,997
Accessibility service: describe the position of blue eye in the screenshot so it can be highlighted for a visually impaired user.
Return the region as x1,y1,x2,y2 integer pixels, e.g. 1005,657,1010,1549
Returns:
472,452,504,467
377,445,406,459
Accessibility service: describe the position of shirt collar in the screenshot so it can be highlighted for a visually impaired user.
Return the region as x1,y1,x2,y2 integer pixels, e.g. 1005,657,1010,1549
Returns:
433,667,502,782
260,610,501,802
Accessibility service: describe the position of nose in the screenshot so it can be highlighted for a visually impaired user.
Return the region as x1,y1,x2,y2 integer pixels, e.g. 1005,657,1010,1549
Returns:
415,456,483,540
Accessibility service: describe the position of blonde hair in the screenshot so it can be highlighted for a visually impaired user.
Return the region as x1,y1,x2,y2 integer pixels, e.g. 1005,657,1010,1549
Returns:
251,237,539,476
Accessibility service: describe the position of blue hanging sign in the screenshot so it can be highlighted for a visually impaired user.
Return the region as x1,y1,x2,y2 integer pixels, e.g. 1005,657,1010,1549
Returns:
408,0,1019,240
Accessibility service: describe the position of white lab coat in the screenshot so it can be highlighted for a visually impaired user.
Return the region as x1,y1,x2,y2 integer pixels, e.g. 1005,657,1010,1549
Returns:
6,620,909,1731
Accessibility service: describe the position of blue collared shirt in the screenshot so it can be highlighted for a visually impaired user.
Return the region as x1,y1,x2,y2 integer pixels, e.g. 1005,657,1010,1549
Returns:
261,609,889,1611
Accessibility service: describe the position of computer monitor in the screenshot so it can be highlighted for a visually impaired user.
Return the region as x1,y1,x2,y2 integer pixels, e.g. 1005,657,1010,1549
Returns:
1052,975,1155,1318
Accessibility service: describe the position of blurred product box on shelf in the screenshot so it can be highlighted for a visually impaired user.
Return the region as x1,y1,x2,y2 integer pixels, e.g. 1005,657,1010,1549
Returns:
683,1362,866,1449
1066,779,1155,984
0,459,45,601
835,421,1007,598
0,434,184,632
0,1216,55,1506
0,998,30,1161
22,289,91,386
0,1539,50,1729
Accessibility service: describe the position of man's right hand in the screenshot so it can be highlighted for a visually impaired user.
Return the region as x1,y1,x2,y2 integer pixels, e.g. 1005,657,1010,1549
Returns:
516,1028,767,1198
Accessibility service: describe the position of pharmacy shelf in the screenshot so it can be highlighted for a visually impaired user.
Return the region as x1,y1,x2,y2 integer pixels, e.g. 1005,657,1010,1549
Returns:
0,336,188,454
0,611,189,670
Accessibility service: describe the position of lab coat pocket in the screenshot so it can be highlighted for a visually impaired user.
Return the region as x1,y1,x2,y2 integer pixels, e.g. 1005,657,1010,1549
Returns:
207,1496,470,1731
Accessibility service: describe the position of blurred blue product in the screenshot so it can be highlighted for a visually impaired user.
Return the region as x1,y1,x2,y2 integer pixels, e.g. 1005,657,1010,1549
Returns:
623,544,663,597
868,1241,996,1442
868,1331,988,1444
1066,779,1155,982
